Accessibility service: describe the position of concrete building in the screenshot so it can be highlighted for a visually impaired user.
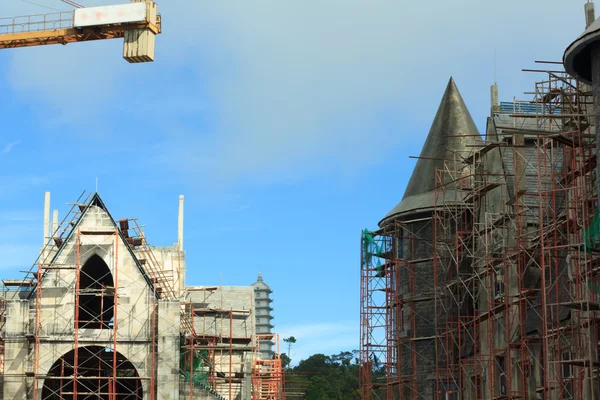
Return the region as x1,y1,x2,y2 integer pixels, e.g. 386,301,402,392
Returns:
0,192,279,400
251,274,275,359
360,4,600,399
185,286,255,399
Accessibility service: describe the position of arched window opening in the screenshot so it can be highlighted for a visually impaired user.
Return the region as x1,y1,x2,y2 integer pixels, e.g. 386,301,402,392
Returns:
78,254,114,329
41,346,143,400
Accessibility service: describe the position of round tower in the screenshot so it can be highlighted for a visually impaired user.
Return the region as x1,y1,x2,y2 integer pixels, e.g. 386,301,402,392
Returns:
380,77,482,398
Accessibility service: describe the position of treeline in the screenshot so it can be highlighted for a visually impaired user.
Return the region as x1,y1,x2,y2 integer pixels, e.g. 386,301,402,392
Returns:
283,351,361,400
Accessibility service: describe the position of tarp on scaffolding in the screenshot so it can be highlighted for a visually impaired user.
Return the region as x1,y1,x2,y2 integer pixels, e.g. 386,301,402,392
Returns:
583,207,600,253
362,230,385,277
180,337,210,388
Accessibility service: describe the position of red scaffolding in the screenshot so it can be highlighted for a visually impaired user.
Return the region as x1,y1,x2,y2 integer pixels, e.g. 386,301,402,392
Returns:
252,334,283,400
360,64,599,400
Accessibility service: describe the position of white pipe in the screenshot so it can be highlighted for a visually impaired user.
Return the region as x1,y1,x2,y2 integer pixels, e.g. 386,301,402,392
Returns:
178,194,184,251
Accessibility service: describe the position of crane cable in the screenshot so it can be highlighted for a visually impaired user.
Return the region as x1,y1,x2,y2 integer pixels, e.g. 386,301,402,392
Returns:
18,0,62,12
60,0,83,8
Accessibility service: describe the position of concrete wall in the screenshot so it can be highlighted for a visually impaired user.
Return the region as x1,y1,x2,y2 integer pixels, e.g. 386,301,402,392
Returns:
188,287,254,341
158,300,180,400
3,300,28,400
186,286,255,400
146,245,186,296
396,217,441,398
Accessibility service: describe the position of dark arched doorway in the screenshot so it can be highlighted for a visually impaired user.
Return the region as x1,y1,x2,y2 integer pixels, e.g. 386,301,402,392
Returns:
41,346,143,400
78,254,114,329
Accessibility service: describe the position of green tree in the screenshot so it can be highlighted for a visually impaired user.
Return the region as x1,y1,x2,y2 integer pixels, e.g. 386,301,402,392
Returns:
283,336,297,357
285,351,361,400
280,353,292,370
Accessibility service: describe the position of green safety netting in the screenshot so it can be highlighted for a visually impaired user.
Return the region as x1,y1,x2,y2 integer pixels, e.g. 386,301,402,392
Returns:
579,208,600,292
583,208,600,254
180,337,210,388
362,229,386,277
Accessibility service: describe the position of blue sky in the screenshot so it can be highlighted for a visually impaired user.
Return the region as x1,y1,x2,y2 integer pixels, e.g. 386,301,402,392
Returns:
0,0,589,362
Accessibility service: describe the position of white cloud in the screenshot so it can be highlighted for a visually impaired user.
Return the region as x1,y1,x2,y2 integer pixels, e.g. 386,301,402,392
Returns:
1,141,20,155
0,175,48,196
0,210,38,222
278,321,358,364
0,210,41,272
0,244,39,271
2,0,586,183
216,226,257,232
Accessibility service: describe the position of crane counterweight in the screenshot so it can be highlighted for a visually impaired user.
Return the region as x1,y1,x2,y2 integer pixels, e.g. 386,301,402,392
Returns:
0,1,161,63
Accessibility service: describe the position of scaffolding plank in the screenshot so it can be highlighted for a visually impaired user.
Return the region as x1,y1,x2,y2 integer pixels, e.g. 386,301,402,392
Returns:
464,141,506,164
555,301,600,311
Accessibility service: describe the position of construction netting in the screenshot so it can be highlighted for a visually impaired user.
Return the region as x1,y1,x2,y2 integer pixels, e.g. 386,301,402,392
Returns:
583,207,600,253
180,337,210,388
362,229,386,277
579,207,600,293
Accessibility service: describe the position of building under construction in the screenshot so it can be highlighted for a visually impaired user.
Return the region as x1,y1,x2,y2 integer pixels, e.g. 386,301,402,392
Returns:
0,192,284,400
360,4,600,400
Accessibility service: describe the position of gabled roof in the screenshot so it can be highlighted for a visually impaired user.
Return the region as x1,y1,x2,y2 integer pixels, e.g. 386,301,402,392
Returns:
29,192,157,299
380,78,481,225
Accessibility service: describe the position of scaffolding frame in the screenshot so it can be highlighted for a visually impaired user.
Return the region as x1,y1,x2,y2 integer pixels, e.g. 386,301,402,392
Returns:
184,287,256,399
0,192,184,400
360,62,599,400
252,334,283,400
430,65,596,400
0,192,263,400
359,228,396,399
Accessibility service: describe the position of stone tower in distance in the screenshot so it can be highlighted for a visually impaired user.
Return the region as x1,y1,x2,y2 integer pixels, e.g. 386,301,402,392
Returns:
252,273,275,359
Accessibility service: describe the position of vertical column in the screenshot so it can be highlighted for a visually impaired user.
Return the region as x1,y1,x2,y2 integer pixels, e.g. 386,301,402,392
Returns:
177,195,185,295
178,195,184,252
510,133,527,398
490,83,500,117
3,300,29,400
157,299,180,400
592,45,600,209
585,2,595,28
242,359,253,400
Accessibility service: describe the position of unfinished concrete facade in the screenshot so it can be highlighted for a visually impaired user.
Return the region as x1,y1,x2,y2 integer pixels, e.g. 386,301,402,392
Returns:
186,286,255,400
2,195,173,400
0,193,276,400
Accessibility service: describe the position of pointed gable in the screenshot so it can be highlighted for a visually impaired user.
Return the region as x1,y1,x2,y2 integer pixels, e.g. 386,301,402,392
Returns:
32,193,157,303
32,193,158,339
380,78,482,225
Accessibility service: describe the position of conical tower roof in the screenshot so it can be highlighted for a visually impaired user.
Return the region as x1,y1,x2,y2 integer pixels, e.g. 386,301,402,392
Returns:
380,78,481,226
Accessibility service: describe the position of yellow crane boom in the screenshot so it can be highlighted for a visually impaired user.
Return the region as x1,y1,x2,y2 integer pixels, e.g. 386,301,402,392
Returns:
0,1,161,63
